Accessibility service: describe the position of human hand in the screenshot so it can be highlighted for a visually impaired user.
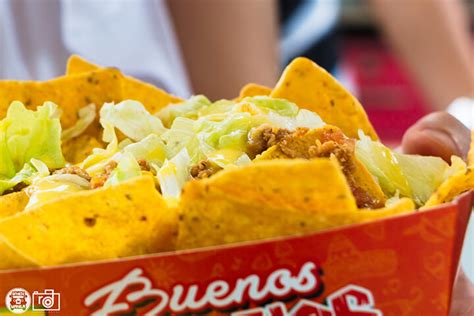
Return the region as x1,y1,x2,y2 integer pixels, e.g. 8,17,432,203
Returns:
401,111,473,315
401,111,470,162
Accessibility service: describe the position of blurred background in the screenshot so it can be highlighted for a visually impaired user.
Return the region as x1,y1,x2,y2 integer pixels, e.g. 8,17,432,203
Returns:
280,0,473,145
2,0,472,144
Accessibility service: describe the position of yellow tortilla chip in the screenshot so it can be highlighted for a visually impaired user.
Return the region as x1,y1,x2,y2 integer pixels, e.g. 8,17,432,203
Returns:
423,166,474,207
62,133,104,165
0,191,29,220
66,54,100,74
358,198,415,220
122,77,183,113
351,159,386,206
237,83,272,100
177,159,359,249
198,159,357,213
0,235,39,270
0,68,123,129
66,55,183,112
271,57,378,140
0,176,178,266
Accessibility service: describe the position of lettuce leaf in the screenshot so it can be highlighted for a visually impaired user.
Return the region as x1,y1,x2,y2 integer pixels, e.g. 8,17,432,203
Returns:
61,104,96,140
100,100,166,141
394,152,448,205
157,95,212,127
123,134,167,167
267,109,325,130
207,149,250,168
0,102,65,194
81,120,120,175
104,152,142,187
243,96,299,116
355,131,450,205
0,159,50,195
355,131,411,198
157,148,191,202
1,101,65,174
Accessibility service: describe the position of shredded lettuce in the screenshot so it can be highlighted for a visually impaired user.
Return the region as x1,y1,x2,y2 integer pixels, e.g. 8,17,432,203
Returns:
198,99,235,117
0,159,50,195
243,96,299,116
394,152,448,205
61,104,96,140
0,101,65,194
1,101,65,174
355,130,450,205
167,112,265,165
83,107,168,177
81,120,120,175
268,109,325,130
157,95,212,127
123,134,167,167
198,112,259,152
161,117,199,160
157,148,191,202
207,149,249,168
100,100,166,141
104,152,142,187
355,131,411,198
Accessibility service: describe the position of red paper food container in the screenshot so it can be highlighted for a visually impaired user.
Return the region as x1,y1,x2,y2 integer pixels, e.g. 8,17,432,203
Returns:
0,191,472,316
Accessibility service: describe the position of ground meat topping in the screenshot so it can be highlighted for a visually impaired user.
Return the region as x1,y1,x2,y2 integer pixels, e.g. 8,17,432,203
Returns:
137,159,151,172
90,161,118,189
2,182,28,196
247,125,293,157
271,127,384,209
190,160,220,179
53,166,91,181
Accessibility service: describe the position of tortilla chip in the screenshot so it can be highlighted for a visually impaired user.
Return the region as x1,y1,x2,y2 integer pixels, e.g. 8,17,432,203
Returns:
351,159,386,206
423,166,474,207
0,176,178,266
66,55,183,112
270,57,378,140
66,54,100,74
255,145,289,160
0,235,38,270
0,68,123,129
177,159,359,249
62,133,104,165
358,198,415,219
200,159,357,213
468,130,474,166
0,191,29,220
255,126,386,208
237,83,272,100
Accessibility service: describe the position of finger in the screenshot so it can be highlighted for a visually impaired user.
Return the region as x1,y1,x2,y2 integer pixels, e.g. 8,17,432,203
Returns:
450,269,474,316
401,112,470,162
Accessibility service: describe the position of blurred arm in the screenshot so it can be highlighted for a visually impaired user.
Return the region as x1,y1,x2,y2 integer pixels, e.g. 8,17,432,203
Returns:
369,0,474,110
167,0,279,100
